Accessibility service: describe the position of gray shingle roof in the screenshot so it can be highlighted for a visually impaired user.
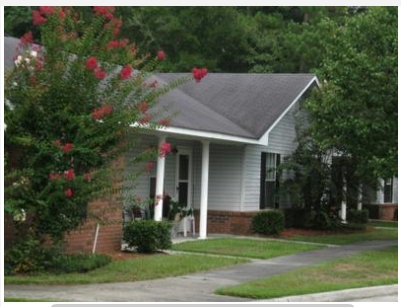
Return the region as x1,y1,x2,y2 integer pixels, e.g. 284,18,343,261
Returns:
4,36,317,140
156,73,317,139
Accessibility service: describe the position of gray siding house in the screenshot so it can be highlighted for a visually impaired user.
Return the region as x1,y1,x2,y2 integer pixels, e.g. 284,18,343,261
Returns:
126,73,319,237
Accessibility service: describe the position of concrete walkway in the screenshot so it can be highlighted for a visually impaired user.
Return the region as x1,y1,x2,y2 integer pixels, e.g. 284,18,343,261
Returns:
4,239,398,302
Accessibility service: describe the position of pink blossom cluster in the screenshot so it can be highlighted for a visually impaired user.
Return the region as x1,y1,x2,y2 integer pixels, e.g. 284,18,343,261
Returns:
159,142,172,157
91,104,113,120
86,57,106,80
192,67,208,83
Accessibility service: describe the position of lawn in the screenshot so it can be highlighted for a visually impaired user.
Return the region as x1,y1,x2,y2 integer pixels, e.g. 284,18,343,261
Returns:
283,227,398,245
171,238,323,259
368,220,398,228
4,254,247,285
4,297,60,302
216,246,398,299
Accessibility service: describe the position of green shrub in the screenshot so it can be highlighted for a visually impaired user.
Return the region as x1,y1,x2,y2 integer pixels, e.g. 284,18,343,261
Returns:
123,220,172,253
4,239,60,274
348,209,369,224
49,253,111,273
251,211,284,235
4,239,111,275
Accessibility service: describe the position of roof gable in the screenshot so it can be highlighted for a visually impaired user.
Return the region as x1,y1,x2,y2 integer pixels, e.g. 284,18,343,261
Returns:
157,73,317,139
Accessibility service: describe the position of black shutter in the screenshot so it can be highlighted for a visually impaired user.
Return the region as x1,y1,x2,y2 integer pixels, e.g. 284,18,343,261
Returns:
260,152,267,209
275,154,281,208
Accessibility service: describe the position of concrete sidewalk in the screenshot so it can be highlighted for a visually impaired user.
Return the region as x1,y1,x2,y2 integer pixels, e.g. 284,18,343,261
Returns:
4,239,398,302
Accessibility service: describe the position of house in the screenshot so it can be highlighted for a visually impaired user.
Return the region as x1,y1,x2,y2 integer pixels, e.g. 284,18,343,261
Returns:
3,36,397,253
127,72,319,239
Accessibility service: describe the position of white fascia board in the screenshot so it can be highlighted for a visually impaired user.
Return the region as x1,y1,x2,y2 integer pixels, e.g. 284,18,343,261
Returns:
130,123,260,145
258,76,319,146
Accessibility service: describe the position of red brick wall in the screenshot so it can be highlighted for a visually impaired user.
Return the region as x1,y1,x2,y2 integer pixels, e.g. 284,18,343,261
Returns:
4,157,126,254
193,209,258,236
379,203,398,221
63,199,122,253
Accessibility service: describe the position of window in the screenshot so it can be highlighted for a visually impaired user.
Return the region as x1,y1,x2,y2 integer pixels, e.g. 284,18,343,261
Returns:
384,178,393,203
260,152,280,209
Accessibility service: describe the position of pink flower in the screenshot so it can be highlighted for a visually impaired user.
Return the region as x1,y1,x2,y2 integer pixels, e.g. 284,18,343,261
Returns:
113,27,120,37
64,169,75,181
137,101,148,113
86,57,98,71
139,113,151,125
84,172,92,182
32,10,46,26
145,161,155,173
49,172,61,181
91,104,113,120
65,188,73,198
62,143,74,153
36,61,43,70
120,65,132,80
157,50,166,61
119,39,129,47
158,118,171,126
20,32,33,45
54,140,62,146
159,141,172,157
93,6,115,18
94,69,106,79
192,67,208,83
39,6,54,15
102,104,113,115
106,40,120,50
59,9,66,19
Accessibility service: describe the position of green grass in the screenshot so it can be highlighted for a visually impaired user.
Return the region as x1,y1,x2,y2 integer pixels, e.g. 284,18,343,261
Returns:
368,220,398,228
216,246,398,299
171,238,323,259
4,297,61,302
4,254,247,285
285,227,398,245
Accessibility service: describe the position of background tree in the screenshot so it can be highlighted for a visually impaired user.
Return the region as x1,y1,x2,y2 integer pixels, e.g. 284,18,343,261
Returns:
305,6,398,179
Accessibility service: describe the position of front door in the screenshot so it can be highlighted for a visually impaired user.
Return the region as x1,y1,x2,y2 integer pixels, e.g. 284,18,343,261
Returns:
175,148,192,208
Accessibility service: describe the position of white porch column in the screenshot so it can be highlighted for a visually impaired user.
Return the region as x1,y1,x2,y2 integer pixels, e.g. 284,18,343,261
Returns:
377,179,385,204
199,140,210,239
154,135,166,221
357,184,363,211
340,177,347,222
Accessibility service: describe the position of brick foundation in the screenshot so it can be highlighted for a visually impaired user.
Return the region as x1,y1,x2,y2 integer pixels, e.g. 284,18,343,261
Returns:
193,209,258,236
378,203,398,221
63,199,123,253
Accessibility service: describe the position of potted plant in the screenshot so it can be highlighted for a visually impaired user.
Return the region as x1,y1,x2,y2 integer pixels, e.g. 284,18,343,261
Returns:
168,200,193,236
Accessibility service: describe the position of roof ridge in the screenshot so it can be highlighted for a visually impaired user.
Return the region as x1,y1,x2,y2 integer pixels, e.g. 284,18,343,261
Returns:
155,75,257,138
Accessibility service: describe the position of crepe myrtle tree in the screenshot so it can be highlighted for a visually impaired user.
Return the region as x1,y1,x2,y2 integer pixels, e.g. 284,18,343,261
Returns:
4,6,208,245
